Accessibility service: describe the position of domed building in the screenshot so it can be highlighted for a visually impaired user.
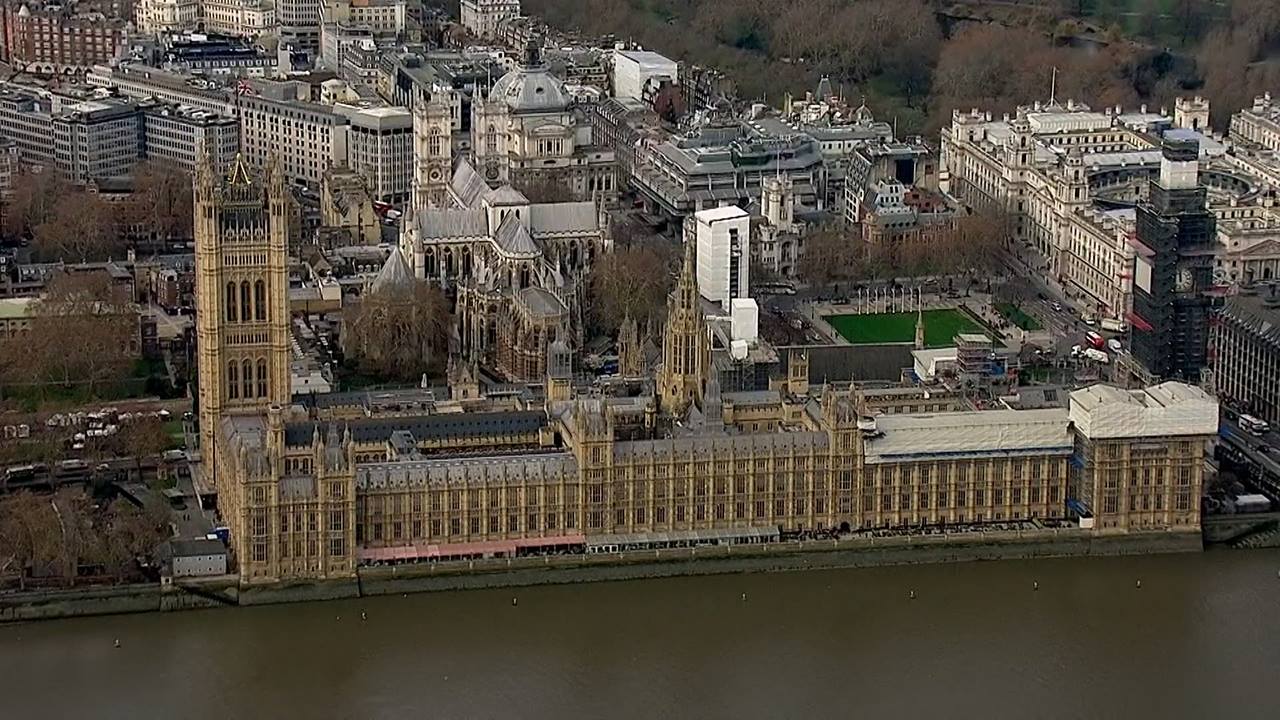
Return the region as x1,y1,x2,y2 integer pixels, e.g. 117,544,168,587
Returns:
472,40,617,201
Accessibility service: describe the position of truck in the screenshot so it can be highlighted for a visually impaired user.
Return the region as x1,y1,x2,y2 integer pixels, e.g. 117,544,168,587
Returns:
1100,318,1128,333
1083,348,1110,364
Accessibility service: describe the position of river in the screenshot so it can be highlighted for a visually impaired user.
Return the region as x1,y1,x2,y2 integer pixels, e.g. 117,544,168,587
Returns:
3,549,1280,719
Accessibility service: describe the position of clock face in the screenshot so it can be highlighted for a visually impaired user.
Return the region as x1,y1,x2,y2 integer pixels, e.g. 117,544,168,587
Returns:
1176,268,1193,292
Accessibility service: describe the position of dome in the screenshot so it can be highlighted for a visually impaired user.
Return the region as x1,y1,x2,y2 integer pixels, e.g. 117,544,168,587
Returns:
490,66,570,114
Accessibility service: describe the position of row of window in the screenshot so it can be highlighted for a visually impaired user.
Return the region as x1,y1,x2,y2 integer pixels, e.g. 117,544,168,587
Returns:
227,358,270,400
224,279,269,322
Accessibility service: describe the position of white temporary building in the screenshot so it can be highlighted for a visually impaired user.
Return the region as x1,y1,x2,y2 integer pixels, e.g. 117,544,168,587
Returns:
1068,382,1219,440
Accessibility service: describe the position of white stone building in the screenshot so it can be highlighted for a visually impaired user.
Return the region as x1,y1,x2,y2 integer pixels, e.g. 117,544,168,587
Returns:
201,0,278,37
460,0,520,40
471,43,617,201
940,98,1263,325
135,0,200,34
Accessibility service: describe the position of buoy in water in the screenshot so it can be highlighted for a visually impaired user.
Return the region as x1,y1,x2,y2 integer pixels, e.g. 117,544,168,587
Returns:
113,639,121,649
361,611,367,621
741,592,747,602
1136,579,1142,589
909,590,916,600
511,597,518,606
1033,581,1039,591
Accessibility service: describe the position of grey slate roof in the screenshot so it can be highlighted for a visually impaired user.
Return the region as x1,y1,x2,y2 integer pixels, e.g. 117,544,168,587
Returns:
494,213,541,257
369,247,414,295
614,430,829,459
451,158,489,208
170,539,226,557
528,202,598,235
417,207,489,240
284,411,547,447
484,184,530,206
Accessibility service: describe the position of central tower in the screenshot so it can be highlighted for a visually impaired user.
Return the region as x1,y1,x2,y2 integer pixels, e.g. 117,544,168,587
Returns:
657,234,710,416
194,155,292,494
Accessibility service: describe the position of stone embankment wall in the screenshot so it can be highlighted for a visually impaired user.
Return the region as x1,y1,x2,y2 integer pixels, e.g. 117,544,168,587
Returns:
0,530,1203,622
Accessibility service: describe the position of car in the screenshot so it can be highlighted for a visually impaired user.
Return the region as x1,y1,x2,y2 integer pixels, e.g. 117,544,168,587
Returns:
1082,315,1097,326
1107,338,1123,353
1051,301,1062,312
1258,445,1273,455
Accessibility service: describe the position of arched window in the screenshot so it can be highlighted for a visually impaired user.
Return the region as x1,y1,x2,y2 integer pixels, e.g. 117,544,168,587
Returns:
227,362,239,399
257,359,268,399
242,359,253,399
226,282,238,322
240,281,252,324
485,125,497,154
428,128,444,157
519,264,530,289
425,249,436,275
254,280,267,321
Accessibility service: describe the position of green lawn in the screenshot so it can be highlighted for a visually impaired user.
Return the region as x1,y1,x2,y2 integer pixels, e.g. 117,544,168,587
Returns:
996,303,1043,331
825,310,983,349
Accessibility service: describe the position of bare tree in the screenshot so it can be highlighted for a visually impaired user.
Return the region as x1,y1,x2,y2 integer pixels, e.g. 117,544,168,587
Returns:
32,191,122,263
587,242,677,335
126,161,195,242
797,226,863,287
23,272,138,396
344,280,451,382
1,170,66,242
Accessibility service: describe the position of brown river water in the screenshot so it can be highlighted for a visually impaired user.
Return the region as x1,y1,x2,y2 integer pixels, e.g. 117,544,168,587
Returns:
2,549,1279,719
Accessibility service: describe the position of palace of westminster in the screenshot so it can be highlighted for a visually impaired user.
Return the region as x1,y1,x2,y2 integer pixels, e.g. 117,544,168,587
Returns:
197,141,1218,583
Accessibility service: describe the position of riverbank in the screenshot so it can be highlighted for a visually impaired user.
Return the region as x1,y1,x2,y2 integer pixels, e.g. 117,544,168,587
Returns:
0,527,1203,623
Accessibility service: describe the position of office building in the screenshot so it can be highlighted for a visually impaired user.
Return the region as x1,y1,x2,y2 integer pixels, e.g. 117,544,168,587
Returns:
143,104,240,173
1212,284,1280,427
53,99,145,184
337,104,413,204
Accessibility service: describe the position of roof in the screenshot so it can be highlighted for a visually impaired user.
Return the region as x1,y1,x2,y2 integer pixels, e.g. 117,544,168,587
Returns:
357,451,577,490
369,247,414,295
483,184,529,206
416,207,489,240
490,65,570,113
1068,382,1218,440
528,202,598,235
616,430,829,459
518,286,566,318
1222,289,1280,346
864,409,1072,464
614,49,676,67
494,213,541,257
284,411,547,447
170,539,226,558
696,205,750,223
450,158,489,208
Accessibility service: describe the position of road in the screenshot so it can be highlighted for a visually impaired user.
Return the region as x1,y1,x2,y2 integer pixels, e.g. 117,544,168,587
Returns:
1218,417,1280,501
